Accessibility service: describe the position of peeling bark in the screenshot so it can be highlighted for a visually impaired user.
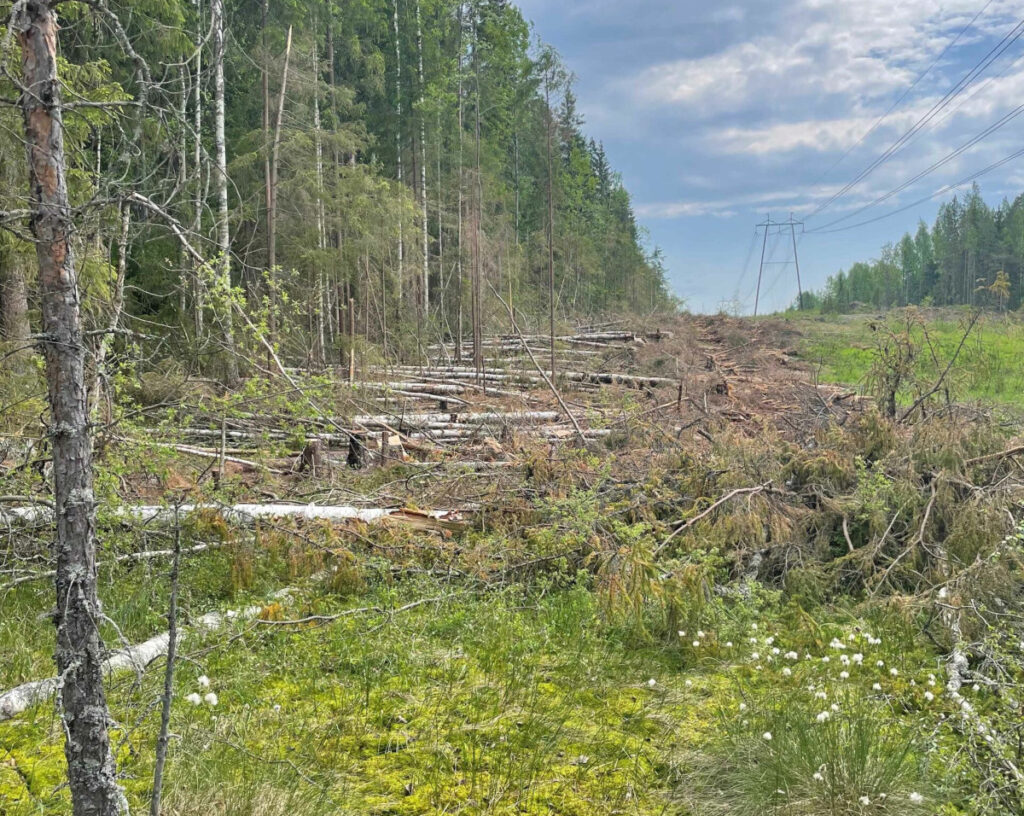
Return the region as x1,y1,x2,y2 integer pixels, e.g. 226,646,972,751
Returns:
13,2,126,813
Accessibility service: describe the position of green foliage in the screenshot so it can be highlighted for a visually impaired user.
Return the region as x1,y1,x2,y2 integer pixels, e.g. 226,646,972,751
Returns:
814,183,1024,314
797,310,1024,407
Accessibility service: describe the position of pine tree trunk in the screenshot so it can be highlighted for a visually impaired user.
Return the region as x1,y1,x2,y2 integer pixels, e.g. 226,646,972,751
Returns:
14,3,126,813
212,0,240,384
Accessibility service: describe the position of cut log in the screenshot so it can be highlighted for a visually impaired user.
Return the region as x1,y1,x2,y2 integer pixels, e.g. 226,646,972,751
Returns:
0,503,467,529
0,590,293,722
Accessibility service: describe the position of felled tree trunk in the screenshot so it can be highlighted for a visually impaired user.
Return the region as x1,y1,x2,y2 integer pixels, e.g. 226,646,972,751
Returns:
14,3,126,813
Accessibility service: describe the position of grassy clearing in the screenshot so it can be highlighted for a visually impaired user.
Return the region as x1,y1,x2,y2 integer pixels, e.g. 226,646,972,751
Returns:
789,310,1024,407
0,549,973,816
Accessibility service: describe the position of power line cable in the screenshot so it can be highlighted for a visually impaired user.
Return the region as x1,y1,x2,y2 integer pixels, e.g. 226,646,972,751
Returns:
732,228,761,304
811,143,1024,234
806,0,996,191
808,14,1024,219
808,100,1024,232
898,44,1024,156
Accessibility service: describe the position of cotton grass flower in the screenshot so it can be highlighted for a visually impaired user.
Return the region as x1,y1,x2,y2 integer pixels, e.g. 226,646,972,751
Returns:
204,692,218,707
785,651,798,661
813,772,825,782
872,683,882,691
816,711,830,723
692,640,700,648
890,668,899,676
762,731,772,741
859,796,870,806
647,678,657,688
186,692,202,706
739,702,747,711
725,641,733,648
782,667,792,676
909,792,923,803
197,675,210,688
822,656,830,663
852,653,864,665
839,671,850,680
924,691,935,702
876,660,885,668
815,691,828,700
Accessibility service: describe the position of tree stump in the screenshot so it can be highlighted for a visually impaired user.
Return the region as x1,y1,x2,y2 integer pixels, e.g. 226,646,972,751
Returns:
347,434,366,469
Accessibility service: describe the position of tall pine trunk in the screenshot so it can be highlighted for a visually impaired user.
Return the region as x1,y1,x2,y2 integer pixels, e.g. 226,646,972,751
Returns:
14,3,126,812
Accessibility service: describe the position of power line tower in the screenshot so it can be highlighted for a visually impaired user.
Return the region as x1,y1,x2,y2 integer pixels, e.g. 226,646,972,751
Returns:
754,214,805,316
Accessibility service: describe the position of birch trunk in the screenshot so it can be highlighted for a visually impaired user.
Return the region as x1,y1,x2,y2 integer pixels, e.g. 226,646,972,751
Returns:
393,0,404,307
416,0,429,319
471,11,483,379
313,24,327,366
212,0,240,384
14,2,126,812
545,70,556,380
262,0,272,304
192,0,205,339
455,2,464,363
267,24,293,341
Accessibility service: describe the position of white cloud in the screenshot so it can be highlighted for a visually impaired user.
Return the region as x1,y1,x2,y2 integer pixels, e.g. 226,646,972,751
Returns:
626,0,1020,116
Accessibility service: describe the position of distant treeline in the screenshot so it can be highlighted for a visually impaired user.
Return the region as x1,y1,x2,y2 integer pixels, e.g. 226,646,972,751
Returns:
808,183,1024,313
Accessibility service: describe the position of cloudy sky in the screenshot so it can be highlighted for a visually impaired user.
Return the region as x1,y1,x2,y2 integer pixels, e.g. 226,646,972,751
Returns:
515,0,1024,313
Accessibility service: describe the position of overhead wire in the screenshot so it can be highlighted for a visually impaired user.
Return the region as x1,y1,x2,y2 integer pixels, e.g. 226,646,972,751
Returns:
810,143,1024,234
732,228,761,305
805,0,997,192
807,12,1024,219
807,100,1024,232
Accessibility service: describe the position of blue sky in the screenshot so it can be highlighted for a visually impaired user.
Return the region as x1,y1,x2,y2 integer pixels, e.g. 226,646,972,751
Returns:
515,0,1024,313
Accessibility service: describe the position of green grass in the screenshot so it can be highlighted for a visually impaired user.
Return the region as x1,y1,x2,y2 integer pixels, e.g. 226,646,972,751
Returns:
0,548,971,816
789,310,1024,408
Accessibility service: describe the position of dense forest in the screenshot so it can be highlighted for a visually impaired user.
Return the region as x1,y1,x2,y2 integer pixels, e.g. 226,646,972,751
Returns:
811,183,1024,313
0,0,671,381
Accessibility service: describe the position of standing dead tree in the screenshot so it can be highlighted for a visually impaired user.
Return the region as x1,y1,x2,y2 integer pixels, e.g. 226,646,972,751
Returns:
10,1,127,813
